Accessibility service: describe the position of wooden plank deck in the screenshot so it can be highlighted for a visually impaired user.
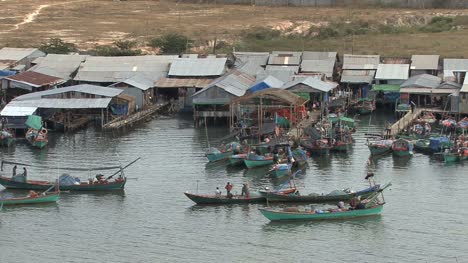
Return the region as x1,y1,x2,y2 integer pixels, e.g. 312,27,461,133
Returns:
102,104,164,130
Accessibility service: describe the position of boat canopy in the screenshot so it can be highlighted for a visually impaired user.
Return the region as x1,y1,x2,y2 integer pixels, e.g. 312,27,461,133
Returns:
25,115,43,130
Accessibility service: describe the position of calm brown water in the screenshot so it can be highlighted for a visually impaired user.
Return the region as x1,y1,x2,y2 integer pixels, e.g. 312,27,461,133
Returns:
0,112,467,263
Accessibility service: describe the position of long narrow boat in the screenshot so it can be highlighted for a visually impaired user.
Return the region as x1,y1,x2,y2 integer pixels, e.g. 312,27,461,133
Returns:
331,140,352,152
259,204,384,221
301,139,331,155
205,150,233,162
0,192,59,206
0,176,126,191
443,152,460,163
184,192,265,204
264,185,381,203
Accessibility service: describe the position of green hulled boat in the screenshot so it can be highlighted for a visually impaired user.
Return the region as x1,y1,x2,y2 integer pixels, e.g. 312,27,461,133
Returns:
0,192,59,206
269,164,291,178
0,129,15,147
206,151,232,162
244,157,274,169
259,204,384,221
228,154,247,166
443,152,460,163
392,139,413,157
367,140,393,156
414,139,432,154
331,140,352,152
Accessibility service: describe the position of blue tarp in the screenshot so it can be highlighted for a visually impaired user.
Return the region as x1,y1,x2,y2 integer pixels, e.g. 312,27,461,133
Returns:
110,104,128,115
0,70,16,78
59,174,80,186
429,137,450,152
248,82,271,93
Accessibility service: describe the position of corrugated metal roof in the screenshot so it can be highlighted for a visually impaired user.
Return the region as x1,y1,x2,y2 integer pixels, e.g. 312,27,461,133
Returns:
75,55,176,82
155,77,213,88
410,55,440,70
301,51,336,60
283,77,338,93
375,64,410,80
4,71,64,87
253,75,284,88
258,66,299,83
0,106,37,116
15,84,123,101
272,51,303,57
194,70,255,97
400,74,441,89
400,87,458,94
341,70,376,83
168,58,226,77
438,81,462,89
6,98,112,109
265,65,299,72
118,73,155,90
0,47,44,61
268,54,301,65
29,54,88,80
300,60,335,77
343,55,380,70
443,59,468,80
234,52,269,66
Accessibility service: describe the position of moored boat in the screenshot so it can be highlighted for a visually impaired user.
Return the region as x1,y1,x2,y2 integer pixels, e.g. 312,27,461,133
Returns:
392,139,413,157
264,184,381,203
0,192,59,206
367,139,393,156
205,142,242,163
301,139,331,155
184,192,265,204
25,115,48,149
259,204,384,221
243,153,274,169
0,176,126,191
228,153,247,166
0,129,14,147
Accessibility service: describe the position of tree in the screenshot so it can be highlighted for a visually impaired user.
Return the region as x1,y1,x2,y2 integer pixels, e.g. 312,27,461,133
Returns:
148,33,192,54
39,38,78,54
92,40,142,56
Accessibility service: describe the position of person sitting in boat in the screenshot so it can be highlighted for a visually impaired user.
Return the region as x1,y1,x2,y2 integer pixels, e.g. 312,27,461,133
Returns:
337,201,346,211
95,174,107,183
215,187,222,196
28,190,39,198
241,183,250,198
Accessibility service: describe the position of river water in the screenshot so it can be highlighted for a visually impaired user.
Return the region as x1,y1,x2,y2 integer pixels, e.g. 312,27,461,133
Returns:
0,111,467,263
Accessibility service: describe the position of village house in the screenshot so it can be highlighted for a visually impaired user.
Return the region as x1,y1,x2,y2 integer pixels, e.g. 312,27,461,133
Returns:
0,84,128,131
410,55,440,77
460,77,468,114
191,70,255,126
74,55,176,111
300,51,338,80
282,77,338,109
155,57,227,111
1,71,66,102
29,54,88,84
340,54,380,99
443,58,468,83
0,47,45,72
233,52,269,77
373,63,410,106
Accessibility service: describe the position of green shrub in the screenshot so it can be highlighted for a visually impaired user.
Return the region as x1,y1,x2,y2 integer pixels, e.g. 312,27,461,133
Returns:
242,27,281,40
148,33,193,54
39,38,77,54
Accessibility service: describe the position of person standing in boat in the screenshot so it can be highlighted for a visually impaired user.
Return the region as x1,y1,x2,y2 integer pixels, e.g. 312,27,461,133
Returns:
12,165,17,177
241,183,249,198
215,187,221,196
22,167,27,181
225,182,233,198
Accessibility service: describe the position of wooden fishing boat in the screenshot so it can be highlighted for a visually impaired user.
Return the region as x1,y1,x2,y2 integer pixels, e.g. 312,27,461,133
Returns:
367,139,393,156
301,139,331,155
0,192,59,206
264,185,381,203
184,192,265,204
228,153,247,166
443,152,460,163
269,163,291,178
205,142,242,163
0,176,126,191
259,204,384,221
244,155,274,169
353,98,375,115
0,158,140,191
331,140,352,152
392,139,413,157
